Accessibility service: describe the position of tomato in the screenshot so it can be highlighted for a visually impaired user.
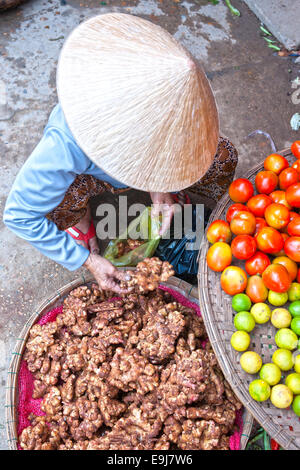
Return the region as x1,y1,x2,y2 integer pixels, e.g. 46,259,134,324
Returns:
291,140,300,159
264,153,289,175
273,256,298,281
255,171,278,194
255,227,284,254
206,242,232,272
289,211,299,222
287,216,300,236
264,203,290,230
279,167,299,190
297,268,300,283
247,194,272,217
229,178,254,203
292,160,300,174
246,275,268,303
284,236,300,262
245,252,271,276
226,203,250,223
262,264,291,293
220,266,248,296
273,232,289,256
286,183,300,208
230,211,256,235
207,220,231,244
231,235,257,260
270,190,292,209
254,217,268,236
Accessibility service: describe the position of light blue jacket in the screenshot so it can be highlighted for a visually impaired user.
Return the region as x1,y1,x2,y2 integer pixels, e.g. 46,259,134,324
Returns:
3,104,128,271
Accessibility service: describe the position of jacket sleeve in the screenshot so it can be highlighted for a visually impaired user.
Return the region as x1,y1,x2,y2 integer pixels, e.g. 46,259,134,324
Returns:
3,126,92,271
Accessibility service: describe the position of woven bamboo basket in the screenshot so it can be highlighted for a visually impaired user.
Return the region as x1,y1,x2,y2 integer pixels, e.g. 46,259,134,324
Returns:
0,0,27,11
6,271,253,450
198,148,300,450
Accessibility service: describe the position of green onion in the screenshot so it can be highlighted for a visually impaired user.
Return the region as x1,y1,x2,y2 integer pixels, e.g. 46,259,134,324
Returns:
225,0,240,16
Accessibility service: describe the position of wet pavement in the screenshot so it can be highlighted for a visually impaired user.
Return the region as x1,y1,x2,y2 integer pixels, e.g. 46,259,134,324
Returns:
0,0,299,449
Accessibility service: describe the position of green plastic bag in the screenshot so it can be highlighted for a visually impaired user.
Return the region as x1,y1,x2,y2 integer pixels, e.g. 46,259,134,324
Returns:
104,207,161,267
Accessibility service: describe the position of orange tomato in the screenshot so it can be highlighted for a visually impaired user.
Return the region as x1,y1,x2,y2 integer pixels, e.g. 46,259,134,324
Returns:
230,211,256,236
264,153,289,174
270,190,292,209
292,160,300,174
206,242,232,272
286,183,300,208
226,203,250,224
229,179,254,203
262,264,291,293
279,167,299,190
264,203,290,230
245,251,271,276
255,227,284,254
207,220,231,244
284,236,300,262
287,216,300,236
291,140,300,159
247,194,272,217
255,171,278,194
246,275,268,303
273,256,298,281
220,266,247,296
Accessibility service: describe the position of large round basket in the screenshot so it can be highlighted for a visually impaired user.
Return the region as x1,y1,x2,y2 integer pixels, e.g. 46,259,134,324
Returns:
6,272,253,450
198,148,300,450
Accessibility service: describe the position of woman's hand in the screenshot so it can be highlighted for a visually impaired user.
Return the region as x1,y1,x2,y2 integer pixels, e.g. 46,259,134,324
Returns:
84,254,132,294
150,192,175,236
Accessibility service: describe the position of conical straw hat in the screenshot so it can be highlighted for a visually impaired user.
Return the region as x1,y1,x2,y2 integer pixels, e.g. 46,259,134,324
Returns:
57,13,219,192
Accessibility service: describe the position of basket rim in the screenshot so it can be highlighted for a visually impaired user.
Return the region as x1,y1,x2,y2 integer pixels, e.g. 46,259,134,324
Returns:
6,271,253,450
198,147,299,450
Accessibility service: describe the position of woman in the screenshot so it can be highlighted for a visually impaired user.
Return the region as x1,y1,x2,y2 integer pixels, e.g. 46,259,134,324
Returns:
3,13,237,293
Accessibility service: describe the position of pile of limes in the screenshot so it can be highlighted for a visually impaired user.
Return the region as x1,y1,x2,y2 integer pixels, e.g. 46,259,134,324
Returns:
230,291,300,415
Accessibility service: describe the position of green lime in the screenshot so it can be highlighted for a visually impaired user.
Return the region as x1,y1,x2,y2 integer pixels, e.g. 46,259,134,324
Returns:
234,311,255,332
275,328,298,350
250,303,271,324
292,395,300,416
286,373,300,394
289,301,300,318
232,293,252,312
259,363,282,386
249,379,271,402
230,331,250,352
240,351,262,374
272,348,294,371
271,308,292,329
270,384,293,409
288,283,300,302
268,290,288,307
294,354,300,373
291,317,300,336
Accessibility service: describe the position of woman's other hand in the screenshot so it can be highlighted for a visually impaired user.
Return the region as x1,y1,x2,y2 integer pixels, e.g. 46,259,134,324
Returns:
84,254,132,294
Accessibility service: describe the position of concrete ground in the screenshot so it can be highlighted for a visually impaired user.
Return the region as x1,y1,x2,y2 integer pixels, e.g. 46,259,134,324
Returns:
0,0,299,450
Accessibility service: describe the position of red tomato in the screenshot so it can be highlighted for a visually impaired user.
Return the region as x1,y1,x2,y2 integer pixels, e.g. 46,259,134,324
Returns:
220,266,248,295
286,183,300,208
247,194,272,217
206,242,232,272
264,203,290,230
270,190,292,209
231,235,257,260
290,211,299,222
292,160,300,174
255,227,284,254
254,217,268,236
226,203,250,224
246,275,269,303
291,140,300,159
230,211,256,236
262,264,291,293
273,256,298,281
279,167,299,190
264,153,289,175
287,216,300,236
284,236,300,262
229,178,254,203
273,232,289,256
245,252,271,276
206,220,231,244
297,268,300,283
255,171,278,194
